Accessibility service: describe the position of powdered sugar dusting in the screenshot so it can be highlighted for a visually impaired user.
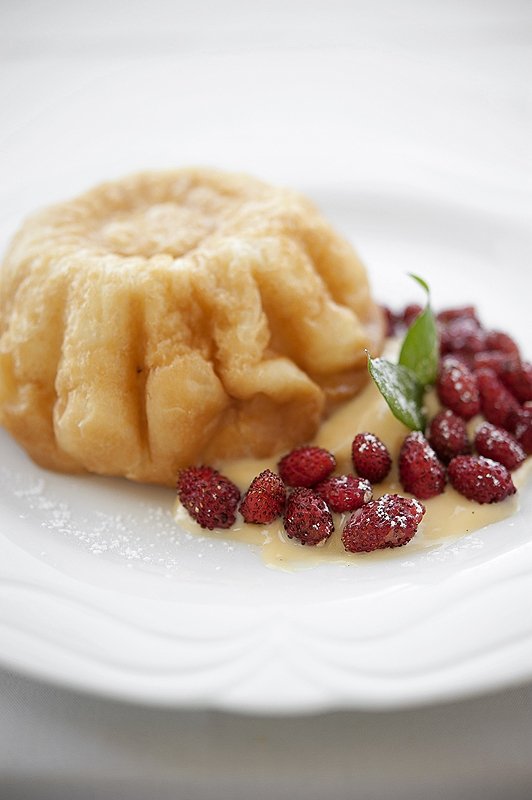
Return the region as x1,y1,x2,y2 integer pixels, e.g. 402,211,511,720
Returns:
0,466,236,573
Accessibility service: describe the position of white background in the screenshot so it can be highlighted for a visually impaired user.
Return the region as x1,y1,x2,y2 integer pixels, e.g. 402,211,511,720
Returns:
1,1,532,798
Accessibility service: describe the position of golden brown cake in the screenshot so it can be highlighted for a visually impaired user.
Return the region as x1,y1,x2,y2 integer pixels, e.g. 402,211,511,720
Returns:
0,168,384,486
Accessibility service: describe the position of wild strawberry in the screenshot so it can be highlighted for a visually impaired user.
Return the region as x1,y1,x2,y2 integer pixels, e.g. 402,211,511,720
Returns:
439,317,486,356
447,351,475,370
315,474,373,513
278,446,336,487
239,469,286,524
437,306,479,324
283,487,334,546
473,350,520,375
341,494,425,553
427,409,470,463
402,303,423,328
485,330,520,356
351,432,392,483
474,423,526,471
500,361,532,403
476,367,520,429
436,356,480,419
399,431,446,499
448,455,516,504
508,405,532,454
382,305,400,337
176,466,240,530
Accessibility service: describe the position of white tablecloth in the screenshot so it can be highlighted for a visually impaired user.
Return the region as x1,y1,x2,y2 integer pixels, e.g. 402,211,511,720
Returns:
2,668,532,800
1,1,532,797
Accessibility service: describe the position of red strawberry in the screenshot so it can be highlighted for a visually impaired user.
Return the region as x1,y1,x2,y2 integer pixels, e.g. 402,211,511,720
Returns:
399,431,446,499
446,351,475,370
382,305,400,337
176,466,240,530
427,409,471,463
342,494,425,553
239,469,286,524
508,405,532,455
500,361,532,403
439,317,486,356
485,330,520,356
437,306,479,324
436,355,480,419
474,423,526,471
315,474,372,513
476,367,520,429
351,432,392,483
278,446,336,487
402,303,423,328
473,350,520,375
448,455,516,504
283,487,334,546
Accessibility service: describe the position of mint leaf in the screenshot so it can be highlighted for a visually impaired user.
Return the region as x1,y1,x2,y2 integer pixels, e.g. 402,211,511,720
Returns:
399,306,438,385
408,273,430,294
368,274,438,430
368,355,426,431
399,274,439,386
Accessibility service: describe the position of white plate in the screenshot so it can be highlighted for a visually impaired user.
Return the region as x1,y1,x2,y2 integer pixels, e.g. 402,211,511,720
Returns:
0,49,531,713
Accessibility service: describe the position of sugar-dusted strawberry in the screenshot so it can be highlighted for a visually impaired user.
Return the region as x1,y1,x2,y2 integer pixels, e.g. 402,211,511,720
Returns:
342,494,426,553
283,487,334,546
437,306,479,324
508,405,532,454
351,432,392,483
446,351,475,370
439,316,487,356
239,469,286,524
399,431,446,499
176,466,241,529
473,350,520,375
476,367,520,429
500,361,532,403
278,445,336,487
474,422,526,471
315,474,372,513
485,330,520,356
436,355,480,419
448,455,516,504
427,409,471,463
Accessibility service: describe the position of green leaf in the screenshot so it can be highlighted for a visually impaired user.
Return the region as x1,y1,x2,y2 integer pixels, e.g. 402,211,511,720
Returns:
408,273,430,294
399,306,439,385
367,274,437,430
368,355,426,431
399,275,439,386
